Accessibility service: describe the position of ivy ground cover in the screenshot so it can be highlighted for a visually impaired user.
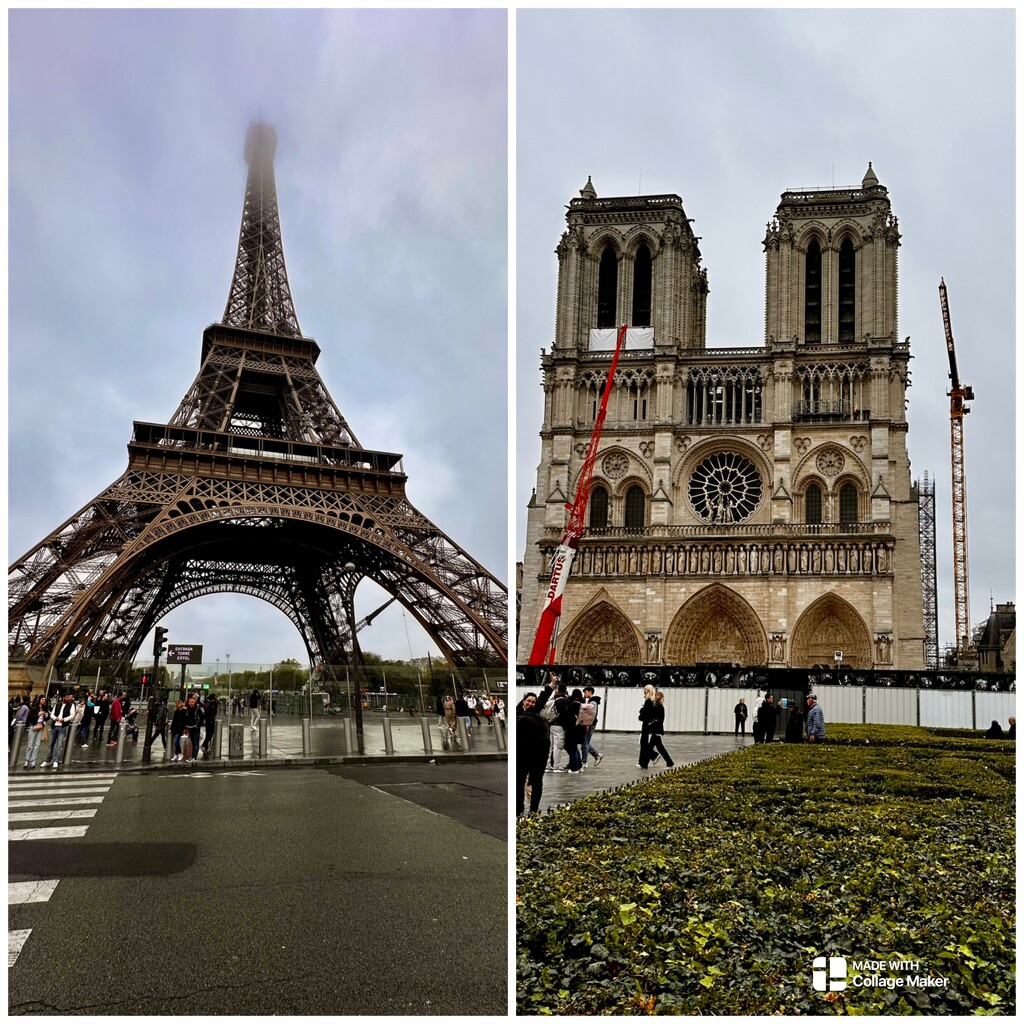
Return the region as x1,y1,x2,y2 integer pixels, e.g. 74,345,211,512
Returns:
516,726,1015,1015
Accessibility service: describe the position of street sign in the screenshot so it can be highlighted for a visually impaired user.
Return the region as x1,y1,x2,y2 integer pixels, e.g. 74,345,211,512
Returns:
167,644,204,665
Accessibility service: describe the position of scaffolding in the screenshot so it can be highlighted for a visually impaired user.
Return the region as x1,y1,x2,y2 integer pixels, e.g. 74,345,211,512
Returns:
916,472,939,669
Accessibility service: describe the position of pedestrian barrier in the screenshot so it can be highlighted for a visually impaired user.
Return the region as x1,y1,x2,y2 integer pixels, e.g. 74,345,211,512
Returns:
115,722,128,764
456,717,470,750
420,716,433,755
62,725,76,767
214,720,225,759
228,722,244,757
301,718,311,756
494,717,506,751
382,718,394,755
10,728,24,769
258,718,268,757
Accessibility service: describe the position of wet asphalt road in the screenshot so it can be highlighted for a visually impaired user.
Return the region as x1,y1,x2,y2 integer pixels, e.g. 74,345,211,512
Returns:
8,761,507,1015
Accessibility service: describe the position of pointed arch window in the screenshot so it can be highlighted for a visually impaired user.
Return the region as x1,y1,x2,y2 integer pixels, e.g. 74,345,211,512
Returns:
805,483,823,524
805,239,822,345
632,243,652,327
624,485,645,532
597,246,618,328
838,237,855,344
839,482,858,524
589,485,609,530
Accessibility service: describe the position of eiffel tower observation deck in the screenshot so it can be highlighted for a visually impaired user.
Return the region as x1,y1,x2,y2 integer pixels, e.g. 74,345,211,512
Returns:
8,122,508,686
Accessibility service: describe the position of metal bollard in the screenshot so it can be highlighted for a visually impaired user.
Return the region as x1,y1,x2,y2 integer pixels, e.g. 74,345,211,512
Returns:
10,727,24,769
115,722,128,764
420,717,433,756
301,718,311,756
382,718,394,755
228,722,244,758
494,717,506,752
456,717,470,751
258,718,269,757
343,718,354,755
164,729,174,762
62,725,76,767
214,720,224,760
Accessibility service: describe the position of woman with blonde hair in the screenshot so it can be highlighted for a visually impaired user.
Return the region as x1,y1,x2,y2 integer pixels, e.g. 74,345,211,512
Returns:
636,683,656,767
640,690,675,769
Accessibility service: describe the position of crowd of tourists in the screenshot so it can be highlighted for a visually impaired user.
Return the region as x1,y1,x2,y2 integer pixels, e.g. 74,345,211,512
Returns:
436,693,505,747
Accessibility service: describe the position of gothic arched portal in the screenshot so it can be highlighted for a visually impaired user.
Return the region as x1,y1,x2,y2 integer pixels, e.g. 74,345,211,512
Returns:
559,599,641,665
790,593,872,668
664,584,767,666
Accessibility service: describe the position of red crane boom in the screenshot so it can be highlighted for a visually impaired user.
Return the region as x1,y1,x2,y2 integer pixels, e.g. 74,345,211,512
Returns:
939,278,974,655
528,324,628,665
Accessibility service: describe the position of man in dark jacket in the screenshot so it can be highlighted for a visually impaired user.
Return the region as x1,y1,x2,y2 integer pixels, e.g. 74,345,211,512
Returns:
757,693,780,743
734,698,749,737
516,691,551,816
94,691,110,743
202,694,219,753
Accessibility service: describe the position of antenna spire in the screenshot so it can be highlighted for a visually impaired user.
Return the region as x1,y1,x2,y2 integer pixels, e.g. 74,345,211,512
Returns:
222,122,302,337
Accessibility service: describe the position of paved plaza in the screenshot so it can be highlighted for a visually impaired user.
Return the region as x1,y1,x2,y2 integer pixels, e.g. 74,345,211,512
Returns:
528,731,752,813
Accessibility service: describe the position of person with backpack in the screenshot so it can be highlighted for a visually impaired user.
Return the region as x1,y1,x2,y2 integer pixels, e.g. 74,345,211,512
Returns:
578,687,603,767
542,678,567,772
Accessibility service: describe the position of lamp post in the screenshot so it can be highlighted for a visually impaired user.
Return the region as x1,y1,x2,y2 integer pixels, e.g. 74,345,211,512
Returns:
226,653,232,710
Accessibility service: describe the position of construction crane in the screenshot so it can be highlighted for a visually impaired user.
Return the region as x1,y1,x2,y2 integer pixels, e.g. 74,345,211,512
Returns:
939,278,974,656
528,323,628,665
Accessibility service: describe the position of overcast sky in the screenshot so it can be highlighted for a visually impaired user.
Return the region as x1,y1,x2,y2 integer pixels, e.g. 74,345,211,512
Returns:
516,8,1014,657
9,9,508,669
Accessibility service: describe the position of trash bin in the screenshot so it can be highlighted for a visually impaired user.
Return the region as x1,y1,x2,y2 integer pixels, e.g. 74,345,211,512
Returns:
229,723,245,758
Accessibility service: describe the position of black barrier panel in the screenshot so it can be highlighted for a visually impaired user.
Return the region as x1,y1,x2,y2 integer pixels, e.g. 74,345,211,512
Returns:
515,665,1015,693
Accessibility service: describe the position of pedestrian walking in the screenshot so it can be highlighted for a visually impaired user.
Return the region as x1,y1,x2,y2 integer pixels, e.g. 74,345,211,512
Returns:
579,686,603,767
636,684,656,766
11,697,30,747
440,694,459,749
545,680,569,771
106,693,125,747
202,693,219,753
171,700,186,760
805,693,826,743
77,692,96,746
556,688,585,773
455,693,473,737
150,699,168,749
639,691,675,769
94,691,110,742
734,698,749,737
182,693,204,762
41,693,75,768
516,691,551,816
248,689,261,731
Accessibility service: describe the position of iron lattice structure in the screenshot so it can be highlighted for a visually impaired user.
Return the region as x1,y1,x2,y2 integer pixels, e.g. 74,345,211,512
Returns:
8,122,507,680
916,472,938,669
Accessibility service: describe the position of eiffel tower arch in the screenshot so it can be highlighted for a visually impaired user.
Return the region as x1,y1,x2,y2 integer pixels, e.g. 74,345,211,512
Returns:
8,123,507,683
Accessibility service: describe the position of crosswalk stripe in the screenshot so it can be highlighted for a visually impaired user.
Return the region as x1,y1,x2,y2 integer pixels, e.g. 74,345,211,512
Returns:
9,809,97,822
4,786,111,796
7,770,118,778
9,880,59,905
8,796,106,807
9,929,32,967
9,826,91,841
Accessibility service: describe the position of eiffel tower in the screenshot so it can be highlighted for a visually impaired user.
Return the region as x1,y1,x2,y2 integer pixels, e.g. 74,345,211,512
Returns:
8,123,507,684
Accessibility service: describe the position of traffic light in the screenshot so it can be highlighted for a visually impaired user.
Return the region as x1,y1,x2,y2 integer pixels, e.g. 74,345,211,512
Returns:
153,626,169,658
141,674,149,686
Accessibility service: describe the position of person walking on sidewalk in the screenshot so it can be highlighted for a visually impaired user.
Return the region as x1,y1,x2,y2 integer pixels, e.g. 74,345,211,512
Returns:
170,700,186,760
805,693,826,743
106,693,125,747
182,693,205,762
77,692,96,746
202,693,219,754
578,687,603,768
94,691,110,743
248,689,261,731
639,691,675,769
637,684,656,766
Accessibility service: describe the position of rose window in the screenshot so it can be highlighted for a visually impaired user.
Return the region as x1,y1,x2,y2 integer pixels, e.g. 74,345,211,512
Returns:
689,452,763,523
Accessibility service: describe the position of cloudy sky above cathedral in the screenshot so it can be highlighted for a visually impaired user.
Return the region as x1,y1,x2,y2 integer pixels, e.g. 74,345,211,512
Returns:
517,8,1013,655
9,9,507,666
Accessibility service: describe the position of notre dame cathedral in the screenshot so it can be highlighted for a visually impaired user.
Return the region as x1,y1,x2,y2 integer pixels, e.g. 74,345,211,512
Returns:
518,164,926,671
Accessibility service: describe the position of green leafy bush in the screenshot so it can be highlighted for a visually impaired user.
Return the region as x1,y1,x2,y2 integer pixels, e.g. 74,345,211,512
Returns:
517,727,1015,1015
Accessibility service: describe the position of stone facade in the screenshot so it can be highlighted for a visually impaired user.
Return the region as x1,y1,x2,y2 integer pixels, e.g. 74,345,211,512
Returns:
519,165,926,670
